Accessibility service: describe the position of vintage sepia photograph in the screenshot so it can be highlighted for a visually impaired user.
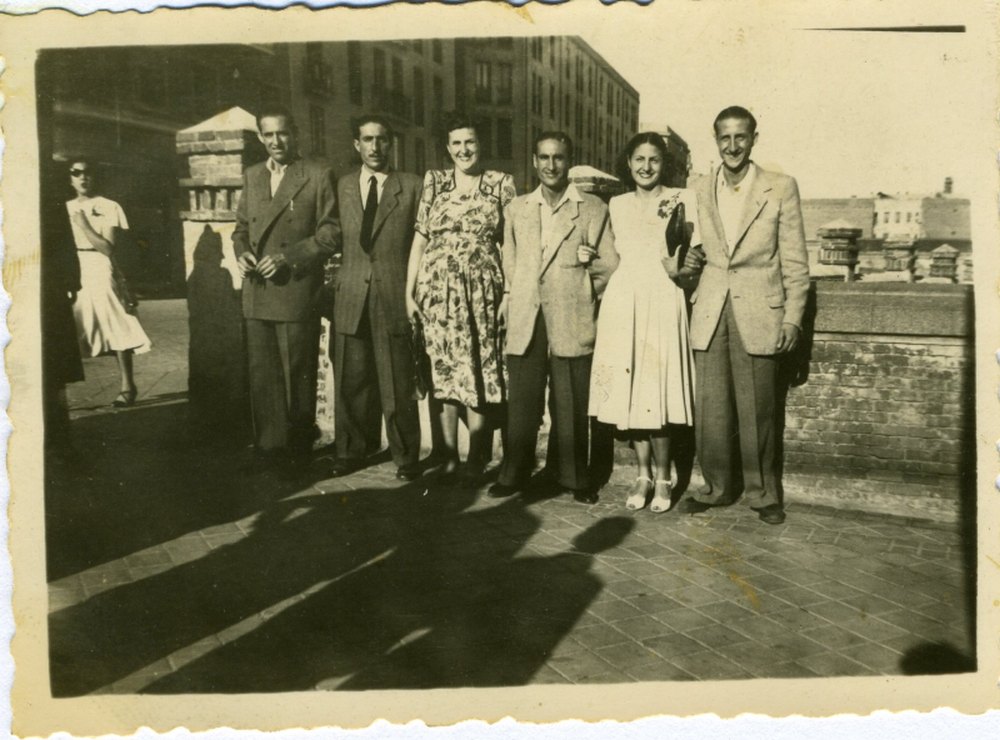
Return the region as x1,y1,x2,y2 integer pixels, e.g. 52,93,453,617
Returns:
4,1,998,735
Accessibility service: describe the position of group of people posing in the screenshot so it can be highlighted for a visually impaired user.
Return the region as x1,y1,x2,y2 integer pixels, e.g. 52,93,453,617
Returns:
233,102,809,525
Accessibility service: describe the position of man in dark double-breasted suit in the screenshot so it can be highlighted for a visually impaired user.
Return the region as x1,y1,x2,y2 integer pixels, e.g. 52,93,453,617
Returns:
326,116,423,481
233,108,340,469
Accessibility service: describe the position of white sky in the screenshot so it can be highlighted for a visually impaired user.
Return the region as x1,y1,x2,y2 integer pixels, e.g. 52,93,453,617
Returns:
586,6,984,199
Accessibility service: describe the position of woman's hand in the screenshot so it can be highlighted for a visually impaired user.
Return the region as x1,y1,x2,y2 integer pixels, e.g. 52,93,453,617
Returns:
498,293,509,327
69,210,89,229
406,292,422,323
676,246,706,278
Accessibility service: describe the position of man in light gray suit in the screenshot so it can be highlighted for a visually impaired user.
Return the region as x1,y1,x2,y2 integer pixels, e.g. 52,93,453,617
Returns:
680,106,810,524
489,132,617,503
325,115,423,481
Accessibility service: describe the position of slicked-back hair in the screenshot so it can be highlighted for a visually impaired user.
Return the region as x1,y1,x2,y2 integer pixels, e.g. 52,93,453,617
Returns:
534,130,574,160
352,114,395,141
617,131,670,190
256,105,297,132
713,106,757,136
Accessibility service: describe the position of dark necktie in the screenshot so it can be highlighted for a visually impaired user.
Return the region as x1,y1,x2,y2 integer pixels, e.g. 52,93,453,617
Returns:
360,175,378,253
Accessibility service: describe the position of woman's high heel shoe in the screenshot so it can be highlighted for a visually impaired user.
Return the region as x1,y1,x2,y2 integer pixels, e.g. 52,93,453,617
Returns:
626,477,653,510
112,389,137,407
650,480,673,513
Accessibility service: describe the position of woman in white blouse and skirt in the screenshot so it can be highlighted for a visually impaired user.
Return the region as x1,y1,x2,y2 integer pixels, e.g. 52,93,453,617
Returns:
589,133,702,513
65,158,151,407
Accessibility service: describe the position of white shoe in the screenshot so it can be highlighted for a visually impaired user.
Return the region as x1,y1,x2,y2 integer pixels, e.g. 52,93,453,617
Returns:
626,477,653,510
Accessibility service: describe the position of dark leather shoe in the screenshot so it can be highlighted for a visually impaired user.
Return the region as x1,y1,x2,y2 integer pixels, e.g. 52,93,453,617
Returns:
755,504,786,525
571,487,599,505
326,458,362,478
396,464,421,482
487,481,521,499
678,498,714,515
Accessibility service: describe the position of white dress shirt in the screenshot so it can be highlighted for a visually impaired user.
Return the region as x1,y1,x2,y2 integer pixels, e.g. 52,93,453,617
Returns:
360,166,389,205
526,182,584,254
716,163,757,254
266,157,288,197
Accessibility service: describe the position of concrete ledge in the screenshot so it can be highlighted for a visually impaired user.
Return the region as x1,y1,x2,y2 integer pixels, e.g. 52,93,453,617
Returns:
812,282,973,337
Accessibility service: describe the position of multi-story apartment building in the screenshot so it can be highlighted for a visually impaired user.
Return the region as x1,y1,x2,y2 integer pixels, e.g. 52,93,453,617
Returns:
453,36,640,191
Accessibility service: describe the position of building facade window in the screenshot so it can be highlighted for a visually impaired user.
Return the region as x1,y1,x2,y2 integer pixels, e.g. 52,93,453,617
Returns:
497,117,513,159
476,117,493,158
497,63,513,104
415,137,426,174
309,104,326,156
373,48,386,92
475,61,492,103
413,68,425,126
348,42,363,104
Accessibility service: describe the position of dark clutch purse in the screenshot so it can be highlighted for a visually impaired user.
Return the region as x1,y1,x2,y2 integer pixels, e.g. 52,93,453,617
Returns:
410,318,433,401
665,200,691,269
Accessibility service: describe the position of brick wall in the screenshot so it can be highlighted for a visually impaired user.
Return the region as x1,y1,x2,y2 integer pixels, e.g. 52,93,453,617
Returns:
781,282,974,520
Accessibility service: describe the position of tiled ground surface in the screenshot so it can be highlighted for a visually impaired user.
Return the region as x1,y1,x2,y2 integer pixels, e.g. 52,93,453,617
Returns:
46,300,975,696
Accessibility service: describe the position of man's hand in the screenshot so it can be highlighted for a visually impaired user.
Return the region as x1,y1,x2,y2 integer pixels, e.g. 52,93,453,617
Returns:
498,293,509,327
256,253,287,279
577,244,598,265
236,251,258,279
676,246,706,278
776,323,801,353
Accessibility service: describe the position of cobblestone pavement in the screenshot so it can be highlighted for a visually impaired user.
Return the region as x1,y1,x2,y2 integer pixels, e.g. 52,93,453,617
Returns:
46,300,975,695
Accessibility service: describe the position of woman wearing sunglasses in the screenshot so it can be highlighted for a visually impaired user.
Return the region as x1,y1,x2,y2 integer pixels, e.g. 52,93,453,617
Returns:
64,158,151,407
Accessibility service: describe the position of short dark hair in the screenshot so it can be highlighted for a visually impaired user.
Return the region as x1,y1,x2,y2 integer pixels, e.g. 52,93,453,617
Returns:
256,105,297,132
617,131,670,190
533,130,574,159
713,105,757,136
352,114,395,140
439,111,478,146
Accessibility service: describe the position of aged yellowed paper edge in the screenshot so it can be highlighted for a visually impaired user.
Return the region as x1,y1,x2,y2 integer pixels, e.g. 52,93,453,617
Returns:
2,0,998,735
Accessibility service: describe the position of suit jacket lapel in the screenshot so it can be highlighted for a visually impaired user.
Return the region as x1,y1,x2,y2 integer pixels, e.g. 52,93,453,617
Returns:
371,172,401,241
730,167,772,256
539,199,579,277
342,170,363,235
706,167,729,261
260,159,308,237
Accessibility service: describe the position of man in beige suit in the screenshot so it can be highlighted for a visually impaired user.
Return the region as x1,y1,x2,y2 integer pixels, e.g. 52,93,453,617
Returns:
680,106,810,524
489,132,617,502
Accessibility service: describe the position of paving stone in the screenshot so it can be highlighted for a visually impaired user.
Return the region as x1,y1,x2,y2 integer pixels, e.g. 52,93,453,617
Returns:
797,652,875,677
604,577,657,598
595,640,668,670
530,664,570,684
625,592,684,616
839,642,906,673
547,651,617,682
694,600,757,625
655,607,718,634
798,624,874,651
769,584,830,608
570,624,631,651
667,650,754,680
838,592,905,617
684,623,751,649
727,615,793,642
613,615,676,642
642,632,707,659
587,599,646,623
624,659,697,682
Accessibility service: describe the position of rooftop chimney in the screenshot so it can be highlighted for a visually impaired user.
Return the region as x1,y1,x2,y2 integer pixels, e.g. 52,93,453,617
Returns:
944,177,953,194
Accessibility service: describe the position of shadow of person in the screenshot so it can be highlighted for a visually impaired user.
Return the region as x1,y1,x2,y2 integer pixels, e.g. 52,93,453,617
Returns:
50,478,467,696
186,225,248,428
899,641,976,675
338,515,636,689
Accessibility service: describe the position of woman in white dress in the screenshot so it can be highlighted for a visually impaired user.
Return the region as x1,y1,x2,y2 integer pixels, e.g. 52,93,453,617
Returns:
589,133,702,512
65,159,151,407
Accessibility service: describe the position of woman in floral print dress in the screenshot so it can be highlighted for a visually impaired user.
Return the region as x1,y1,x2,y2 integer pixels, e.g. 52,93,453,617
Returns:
405,113,517,480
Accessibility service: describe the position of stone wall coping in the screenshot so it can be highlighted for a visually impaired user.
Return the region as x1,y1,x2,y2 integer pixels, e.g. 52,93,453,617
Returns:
812,281,973,337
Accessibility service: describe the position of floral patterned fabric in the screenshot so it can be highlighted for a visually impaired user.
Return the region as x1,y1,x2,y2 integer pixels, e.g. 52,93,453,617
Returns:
414,169,516,408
